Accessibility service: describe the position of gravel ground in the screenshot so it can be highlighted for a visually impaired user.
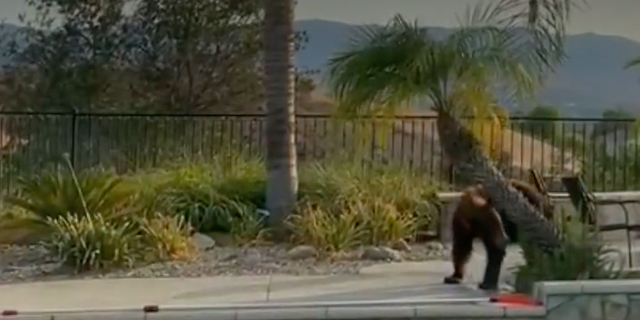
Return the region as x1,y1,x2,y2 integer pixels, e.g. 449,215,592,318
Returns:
0,243,449,284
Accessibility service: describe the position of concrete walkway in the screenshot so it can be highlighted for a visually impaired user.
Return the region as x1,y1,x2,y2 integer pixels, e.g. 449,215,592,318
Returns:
0,239,636,313
0,268,485,312
0,251,500,313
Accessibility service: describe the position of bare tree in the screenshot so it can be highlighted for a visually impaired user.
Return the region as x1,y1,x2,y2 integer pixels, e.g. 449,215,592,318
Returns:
126,0,263,113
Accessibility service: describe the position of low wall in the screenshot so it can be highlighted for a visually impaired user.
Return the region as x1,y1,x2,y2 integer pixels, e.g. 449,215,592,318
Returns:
533,279,640,320
436,191,640,245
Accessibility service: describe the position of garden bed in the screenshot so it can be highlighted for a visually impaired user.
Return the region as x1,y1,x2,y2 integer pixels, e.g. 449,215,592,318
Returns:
0,154,445,282
0,241,447,284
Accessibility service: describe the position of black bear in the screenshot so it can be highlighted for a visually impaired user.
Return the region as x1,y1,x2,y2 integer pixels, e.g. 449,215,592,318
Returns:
442,179,555,291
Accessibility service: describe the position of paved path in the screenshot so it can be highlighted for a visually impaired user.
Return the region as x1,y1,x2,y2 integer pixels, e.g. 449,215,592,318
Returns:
0,239,637,313
0,252,499,312
0,270,490,312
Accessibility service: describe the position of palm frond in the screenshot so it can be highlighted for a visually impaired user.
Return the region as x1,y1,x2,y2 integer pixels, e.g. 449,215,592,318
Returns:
326,15,438,116
474,0,586,74
450,84,507,160
444,23,538,109
624,57,640,70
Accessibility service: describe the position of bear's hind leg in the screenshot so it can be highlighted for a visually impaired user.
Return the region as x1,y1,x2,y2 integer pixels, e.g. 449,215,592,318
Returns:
443,219,474,285
479,235,507,291
478,209,508,291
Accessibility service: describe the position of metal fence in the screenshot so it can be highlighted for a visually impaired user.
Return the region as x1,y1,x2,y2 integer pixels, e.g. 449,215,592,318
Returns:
0,111,638,194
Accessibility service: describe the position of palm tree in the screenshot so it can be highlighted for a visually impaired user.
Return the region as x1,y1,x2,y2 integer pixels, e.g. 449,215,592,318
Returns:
326,0,582,252
263,0,298,233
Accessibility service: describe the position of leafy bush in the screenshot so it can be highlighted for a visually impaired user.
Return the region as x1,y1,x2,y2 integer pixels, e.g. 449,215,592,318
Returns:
44,211,200,272
299,159,439,234
5,169,136,222
512,219,624,293
162,189,267,245
210,155,266,207
287,202,365,253
0,206,48,245
0,167,140,242
130,155,439,247
10,150,441,268
163,184,235,233
302,160,438,208
138,212,198,262
3,159,201,271
44,213,140,272
225,201,270,245
355,198,420,246
133,154,267,235
287,197,421,253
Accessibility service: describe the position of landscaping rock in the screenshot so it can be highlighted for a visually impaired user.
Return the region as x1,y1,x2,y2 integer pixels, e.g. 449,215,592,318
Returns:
425,241,446,255
389,239,412,252
286,245,317,260
361,246,402,261
0,242,448,284
206,232,234,247
192,233,216,251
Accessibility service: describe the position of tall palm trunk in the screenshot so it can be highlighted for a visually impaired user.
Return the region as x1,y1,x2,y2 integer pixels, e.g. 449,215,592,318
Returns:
263,0,298,232
436,109,561,253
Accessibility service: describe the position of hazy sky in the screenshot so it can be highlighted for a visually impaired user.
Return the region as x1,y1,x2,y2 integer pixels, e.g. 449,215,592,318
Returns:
1,0,639,41
296,0,640,41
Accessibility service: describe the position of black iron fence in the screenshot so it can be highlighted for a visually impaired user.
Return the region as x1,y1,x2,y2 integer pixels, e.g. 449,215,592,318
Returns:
0,111,638,194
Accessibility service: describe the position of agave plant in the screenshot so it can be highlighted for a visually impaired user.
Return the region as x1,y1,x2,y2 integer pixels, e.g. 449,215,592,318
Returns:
4,169,136,231
44,212,140,272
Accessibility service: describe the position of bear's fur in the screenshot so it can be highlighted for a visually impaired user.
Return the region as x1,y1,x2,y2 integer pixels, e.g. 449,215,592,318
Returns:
442,179,554,291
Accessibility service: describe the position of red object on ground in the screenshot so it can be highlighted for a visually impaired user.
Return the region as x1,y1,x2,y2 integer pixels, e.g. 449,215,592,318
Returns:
143,305,160,313
1,310,18,316
489,293,542,307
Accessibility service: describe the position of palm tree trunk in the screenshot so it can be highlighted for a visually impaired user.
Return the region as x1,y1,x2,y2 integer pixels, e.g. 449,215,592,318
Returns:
436,109,561,253
263,0,298,232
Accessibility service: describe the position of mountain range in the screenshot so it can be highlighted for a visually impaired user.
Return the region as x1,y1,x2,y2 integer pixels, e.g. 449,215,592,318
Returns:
294,20,640,118
1,19,639,117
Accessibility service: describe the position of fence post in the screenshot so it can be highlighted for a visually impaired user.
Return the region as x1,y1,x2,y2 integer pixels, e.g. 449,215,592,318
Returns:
69,108,78,167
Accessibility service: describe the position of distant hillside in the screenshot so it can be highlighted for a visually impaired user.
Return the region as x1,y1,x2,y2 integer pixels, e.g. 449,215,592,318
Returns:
1,20,640,117
295,20,640,117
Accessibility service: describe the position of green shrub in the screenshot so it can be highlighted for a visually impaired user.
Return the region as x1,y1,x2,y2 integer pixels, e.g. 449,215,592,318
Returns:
43,211,201,272
287,197,421,253
44,212,140,272
210,154,266,207
215,176,266,209
149,176,265,235
133,155,440,243
287,202,366,253
34,152,439,254
4,169,138,234
163,184,233,233
225,200,270,245
141,153,266,204
133,154,267,234
138,212,198,262
355,198,420,246
299,159,440,232
512,219,624,293
0,206,47,244
162,188,267,245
